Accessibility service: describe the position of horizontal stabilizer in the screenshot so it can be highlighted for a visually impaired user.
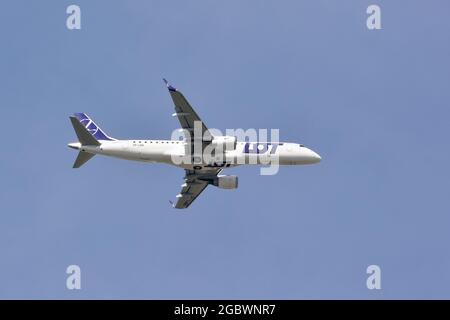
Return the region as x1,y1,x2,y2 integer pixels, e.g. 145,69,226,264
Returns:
73,151,95,168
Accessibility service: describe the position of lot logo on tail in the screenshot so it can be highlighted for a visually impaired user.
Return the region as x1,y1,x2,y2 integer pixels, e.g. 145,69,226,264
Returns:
79,118,99,136
73,113,115,141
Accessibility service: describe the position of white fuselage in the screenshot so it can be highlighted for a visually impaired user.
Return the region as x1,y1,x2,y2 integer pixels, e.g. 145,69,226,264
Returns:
68,139,321,170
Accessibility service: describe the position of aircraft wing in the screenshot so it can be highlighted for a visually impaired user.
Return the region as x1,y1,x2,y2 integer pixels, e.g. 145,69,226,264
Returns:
172,169,222,209
163,79,212,141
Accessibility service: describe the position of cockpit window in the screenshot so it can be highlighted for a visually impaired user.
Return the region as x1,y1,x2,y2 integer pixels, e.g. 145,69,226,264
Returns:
299,144,305,147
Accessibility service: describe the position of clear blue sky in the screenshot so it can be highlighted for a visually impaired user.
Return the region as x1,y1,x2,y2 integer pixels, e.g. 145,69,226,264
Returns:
0,0,449,299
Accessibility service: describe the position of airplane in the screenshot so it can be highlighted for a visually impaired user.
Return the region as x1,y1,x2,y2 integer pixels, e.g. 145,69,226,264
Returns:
68,79,321,209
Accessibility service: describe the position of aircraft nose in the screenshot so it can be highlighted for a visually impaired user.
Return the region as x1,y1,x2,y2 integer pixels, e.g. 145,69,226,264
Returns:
306,148,321,163
311,151,321,163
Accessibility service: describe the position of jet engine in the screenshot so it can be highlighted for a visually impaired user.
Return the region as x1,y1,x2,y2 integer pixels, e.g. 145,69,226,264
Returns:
212,175,238,189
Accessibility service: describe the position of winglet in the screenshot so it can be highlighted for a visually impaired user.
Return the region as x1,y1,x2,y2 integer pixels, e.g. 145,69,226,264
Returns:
163,78,177,92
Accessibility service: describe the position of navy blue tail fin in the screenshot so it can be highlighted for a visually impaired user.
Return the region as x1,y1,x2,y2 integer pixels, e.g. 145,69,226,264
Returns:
73,113,116,141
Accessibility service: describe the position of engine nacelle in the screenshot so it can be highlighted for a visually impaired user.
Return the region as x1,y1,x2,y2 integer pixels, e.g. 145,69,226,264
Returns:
213,175,238,189
211,136,237,151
